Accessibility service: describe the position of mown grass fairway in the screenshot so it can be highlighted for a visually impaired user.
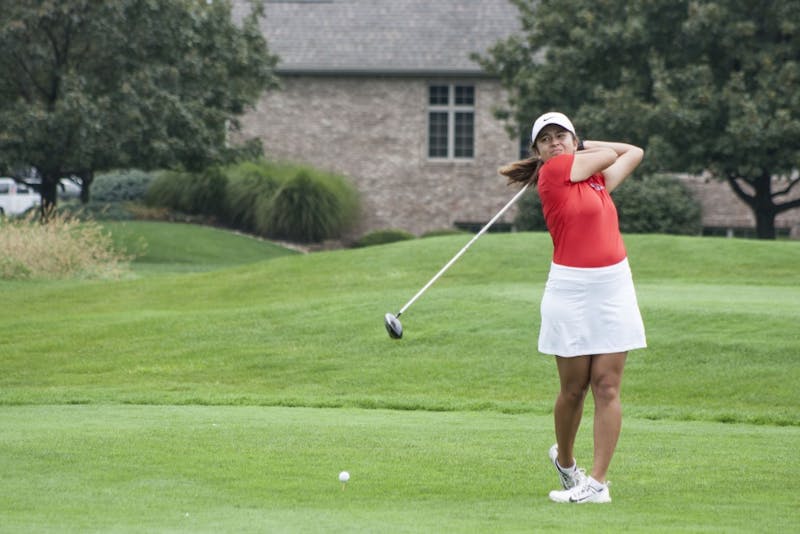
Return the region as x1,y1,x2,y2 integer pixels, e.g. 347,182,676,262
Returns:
1,225,798,532
104,221,299,273
2,406,796,533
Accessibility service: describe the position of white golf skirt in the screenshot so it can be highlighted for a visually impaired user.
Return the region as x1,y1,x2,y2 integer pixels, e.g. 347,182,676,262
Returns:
538,258,646,357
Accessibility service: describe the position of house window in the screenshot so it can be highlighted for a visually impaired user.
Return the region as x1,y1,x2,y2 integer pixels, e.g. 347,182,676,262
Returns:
428,84,474,159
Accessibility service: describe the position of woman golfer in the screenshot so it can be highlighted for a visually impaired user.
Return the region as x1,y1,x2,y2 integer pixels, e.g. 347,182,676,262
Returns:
500,112,646,504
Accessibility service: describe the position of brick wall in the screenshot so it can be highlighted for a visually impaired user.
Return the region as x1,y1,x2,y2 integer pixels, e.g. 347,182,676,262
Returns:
238,76,520,239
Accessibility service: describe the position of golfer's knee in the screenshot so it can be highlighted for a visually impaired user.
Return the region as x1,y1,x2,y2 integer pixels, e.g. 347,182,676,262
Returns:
591,377,620,405
560,383,589,404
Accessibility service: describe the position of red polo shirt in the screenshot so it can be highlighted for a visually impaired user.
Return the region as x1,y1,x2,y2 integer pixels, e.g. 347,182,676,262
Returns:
537,154,626,268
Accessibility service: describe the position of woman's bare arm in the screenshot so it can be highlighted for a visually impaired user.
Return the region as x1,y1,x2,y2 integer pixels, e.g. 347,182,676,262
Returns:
584,140,644,192
570,146,617,183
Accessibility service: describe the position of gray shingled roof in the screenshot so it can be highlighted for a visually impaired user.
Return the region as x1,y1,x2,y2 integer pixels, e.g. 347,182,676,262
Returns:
234,0,521,75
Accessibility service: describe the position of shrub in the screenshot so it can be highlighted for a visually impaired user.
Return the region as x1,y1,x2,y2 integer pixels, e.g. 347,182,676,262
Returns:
223,161,283,233
145,170,191,211
513,189,547,231
353,229,416,247
613,174,702,235
514,174,703,235
261,169,359,243
145,168,227,217
92,169,156,203
187,167,228,217
0,212,130,280
146,161,360,243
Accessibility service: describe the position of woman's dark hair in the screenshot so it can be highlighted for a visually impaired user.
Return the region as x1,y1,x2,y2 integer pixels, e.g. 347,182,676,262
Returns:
498,144,542,185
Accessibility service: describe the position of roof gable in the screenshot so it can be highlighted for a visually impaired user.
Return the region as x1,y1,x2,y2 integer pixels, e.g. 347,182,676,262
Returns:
235,0,521,75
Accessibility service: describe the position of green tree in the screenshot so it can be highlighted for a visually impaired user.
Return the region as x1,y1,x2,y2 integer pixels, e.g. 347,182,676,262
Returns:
0,0,278,214
477,0,800,239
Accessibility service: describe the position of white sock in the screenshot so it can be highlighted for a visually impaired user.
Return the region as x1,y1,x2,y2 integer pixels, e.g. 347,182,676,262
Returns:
556,459,576,473
588,477,606,490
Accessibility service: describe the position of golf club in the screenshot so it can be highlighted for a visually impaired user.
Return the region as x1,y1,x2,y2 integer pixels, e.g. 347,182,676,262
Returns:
385,182,531,339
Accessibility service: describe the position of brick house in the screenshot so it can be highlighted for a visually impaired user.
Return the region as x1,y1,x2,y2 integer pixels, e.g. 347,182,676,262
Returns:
234,0,800,240
233,0,523,239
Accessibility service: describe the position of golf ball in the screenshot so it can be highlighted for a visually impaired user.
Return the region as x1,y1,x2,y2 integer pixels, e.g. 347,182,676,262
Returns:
338,471,350,483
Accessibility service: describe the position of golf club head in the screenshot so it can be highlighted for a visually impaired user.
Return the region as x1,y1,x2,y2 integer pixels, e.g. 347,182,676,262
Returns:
384,312,403,339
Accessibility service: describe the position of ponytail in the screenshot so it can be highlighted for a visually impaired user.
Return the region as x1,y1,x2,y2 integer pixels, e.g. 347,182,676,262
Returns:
498,156,543,186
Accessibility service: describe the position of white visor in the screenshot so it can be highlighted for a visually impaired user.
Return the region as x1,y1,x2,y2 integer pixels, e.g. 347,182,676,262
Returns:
531,112,576,143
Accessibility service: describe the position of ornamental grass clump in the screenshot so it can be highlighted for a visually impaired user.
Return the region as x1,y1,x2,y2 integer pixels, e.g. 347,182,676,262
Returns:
261,170,359,243
0,212,130,280
146,160,360,243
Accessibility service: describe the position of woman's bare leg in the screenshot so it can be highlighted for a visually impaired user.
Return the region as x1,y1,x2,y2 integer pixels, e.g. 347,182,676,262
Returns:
554,355,591,468
589,352,627,482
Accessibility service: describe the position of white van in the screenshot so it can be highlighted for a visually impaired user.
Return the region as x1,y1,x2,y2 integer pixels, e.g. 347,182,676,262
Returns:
0,177,41,216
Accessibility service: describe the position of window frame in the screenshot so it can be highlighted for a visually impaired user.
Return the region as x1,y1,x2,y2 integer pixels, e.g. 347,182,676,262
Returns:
427,83,475,161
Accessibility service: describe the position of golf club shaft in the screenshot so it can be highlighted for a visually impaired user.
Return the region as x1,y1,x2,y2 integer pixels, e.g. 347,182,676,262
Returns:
397,182,530,316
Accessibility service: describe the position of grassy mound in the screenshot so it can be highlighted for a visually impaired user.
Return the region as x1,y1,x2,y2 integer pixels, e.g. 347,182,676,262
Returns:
1,230,798,532
1,232,796,425
103,220,299,273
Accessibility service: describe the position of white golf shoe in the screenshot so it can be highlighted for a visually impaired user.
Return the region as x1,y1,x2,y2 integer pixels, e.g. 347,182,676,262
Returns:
549,477,611,504
548,444,587,490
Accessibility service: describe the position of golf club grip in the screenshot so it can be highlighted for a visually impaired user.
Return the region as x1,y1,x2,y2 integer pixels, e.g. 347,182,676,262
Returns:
398,182,530,316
